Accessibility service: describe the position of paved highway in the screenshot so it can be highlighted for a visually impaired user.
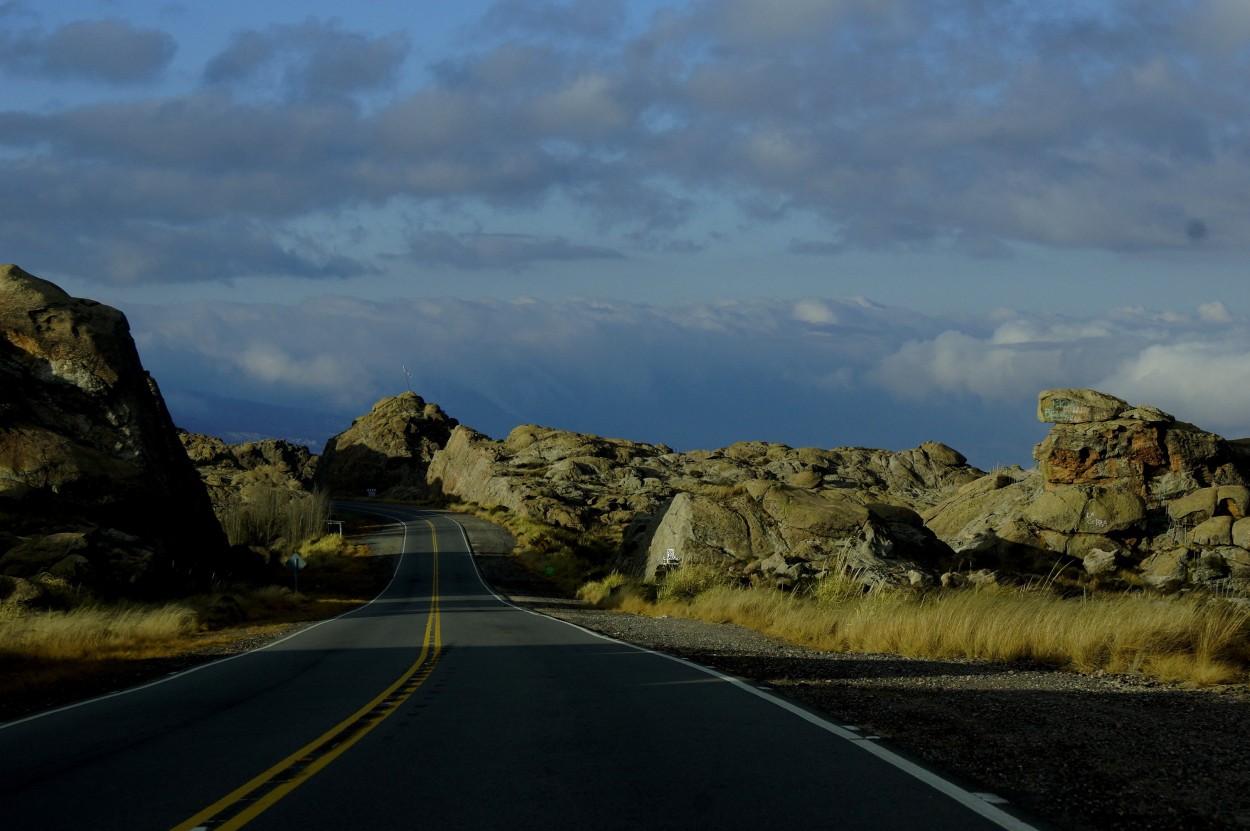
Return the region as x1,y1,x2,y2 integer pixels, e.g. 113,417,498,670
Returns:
0,503,1039,829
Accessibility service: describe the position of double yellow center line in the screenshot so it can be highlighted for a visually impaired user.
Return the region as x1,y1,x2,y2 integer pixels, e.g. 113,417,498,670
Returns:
172,520,443,831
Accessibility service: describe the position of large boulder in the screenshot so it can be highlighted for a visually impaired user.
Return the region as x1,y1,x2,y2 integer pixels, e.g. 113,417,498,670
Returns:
0,264,227,594
314,392,458,499
627,483,955,590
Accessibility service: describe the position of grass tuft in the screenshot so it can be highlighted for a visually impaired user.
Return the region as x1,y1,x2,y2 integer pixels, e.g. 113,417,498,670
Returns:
655,563,732,602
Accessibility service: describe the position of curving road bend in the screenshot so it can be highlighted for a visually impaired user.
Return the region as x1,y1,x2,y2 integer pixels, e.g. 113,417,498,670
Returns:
0,503,1040,830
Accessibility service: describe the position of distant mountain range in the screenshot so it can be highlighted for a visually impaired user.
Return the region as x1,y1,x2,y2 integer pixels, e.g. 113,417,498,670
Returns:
161,388,351,453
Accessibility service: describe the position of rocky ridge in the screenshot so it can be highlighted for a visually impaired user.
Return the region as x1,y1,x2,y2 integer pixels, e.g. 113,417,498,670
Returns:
0,264,226,597
427,421,983,588
420,387,1250,593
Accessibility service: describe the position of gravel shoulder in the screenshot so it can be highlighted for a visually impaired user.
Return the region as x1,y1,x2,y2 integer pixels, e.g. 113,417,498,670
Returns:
471,542,1250,831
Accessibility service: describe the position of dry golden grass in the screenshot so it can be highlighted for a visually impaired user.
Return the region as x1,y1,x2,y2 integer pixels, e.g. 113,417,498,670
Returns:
0,603,196,662
584,570,1250,687
0,533,392,708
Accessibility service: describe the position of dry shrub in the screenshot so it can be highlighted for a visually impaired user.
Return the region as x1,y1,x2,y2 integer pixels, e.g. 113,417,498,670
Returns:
221,489,329,555
297,534,371,570
577,572,652,608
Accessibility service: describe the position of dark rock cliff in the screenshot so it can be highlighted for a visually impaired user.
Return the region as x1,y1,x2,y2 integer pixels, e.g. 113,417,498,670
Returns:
0,264,227,595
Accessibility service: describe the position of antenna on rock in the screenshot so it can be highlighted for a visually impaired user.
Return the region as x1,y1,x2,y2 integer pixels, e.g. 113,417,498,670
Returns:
402,365,413,393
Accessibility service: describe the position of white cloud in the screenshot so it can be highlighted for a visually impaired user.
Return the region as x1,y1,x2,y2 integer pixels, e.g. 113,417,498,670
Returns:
873,331,1070,402
1198,300,1233,323
1099,341,1250,434
792,299,839,325
6,2,1250,285
237,344,359,391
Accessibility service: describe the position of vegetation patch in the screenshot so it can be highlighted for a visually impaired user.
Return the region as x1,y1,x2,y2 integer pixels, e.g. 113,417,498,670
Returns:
0,528,390,716
579,566,1250,687
448,500,618,593
220,489,330,559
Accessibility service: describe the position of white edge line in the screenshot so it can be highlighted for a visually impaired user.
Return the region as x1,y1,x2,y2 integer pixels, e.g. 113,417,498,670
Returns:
438,510,1040,831
0,502,410,732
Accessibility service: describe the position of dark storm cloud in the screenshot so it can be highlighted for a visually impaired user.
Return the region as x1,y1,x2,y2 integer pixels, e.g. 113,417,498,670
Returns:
407,231,624,271
204,20,410,100
2,217,374,284
4,2,1250,284
0,18,176,82
789,239,844,257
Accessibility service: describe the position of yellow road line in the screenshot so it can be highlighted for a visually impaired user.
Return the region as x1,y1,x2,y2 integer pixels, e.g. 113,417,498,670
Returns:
171,520,442,831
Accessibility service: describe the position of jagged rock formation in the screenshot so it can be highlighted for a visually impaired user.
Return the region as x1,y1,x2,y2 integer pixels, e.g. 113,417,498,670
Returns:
314,392,458,499
0,264,227,595
925,388,1250,591
427,424,676,531
427,422,982,588
180,431,316,513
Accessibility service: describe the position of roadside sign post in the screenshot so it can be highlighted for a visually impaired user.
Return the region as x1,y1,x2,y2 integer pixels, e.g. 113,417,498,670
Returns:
287,553,307,594
658,548,681,576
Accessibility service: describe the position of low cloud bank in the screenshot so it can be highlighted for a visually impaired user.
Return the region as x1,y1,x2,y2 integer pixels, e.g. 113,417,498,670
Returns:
127,296,1250,470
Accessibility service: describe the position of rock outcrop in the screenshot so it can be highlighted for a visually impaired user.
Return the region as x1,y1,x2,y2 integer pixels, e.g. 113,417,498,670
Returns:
427,422,981,589
314,392,458,499
0,264,227,594
925,388,1250,591
180,431,316,513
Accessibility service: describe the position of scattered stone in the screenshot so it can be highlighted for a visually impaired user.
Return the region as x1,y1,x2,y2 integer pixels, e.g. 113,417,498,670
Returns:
1083,548,1118,577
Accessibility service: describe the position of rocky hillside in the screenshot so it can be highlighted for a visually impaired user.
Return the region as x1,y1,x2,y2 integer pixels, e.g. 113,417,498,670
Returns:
314,392,457,499
0,264,226,596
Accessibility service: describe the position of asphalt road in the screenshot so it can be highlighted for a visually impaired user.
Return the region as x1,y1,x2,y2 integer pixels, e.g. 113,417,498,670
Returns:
0,503,1040,830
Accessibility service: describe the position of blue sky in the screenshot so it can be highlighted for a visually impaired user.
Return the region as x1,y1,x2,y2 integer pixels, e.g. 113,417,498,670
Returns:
4,0,1250,467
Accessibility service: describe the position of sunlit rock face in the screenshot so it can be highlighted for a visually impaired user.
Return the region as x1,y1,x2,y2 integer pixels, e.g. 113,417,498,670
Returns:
925,388,1250,592
0,264,226,595
426,420,981,591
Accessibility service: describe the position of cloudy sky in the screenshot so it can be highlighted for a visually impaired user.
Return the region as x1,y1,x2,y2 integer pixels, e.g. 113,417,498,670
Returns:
5,0,1250,468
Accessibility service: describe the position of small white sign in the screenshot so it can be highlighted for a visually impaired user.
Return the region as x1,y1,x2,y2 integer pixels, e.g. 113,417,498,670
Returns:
287,553,307,571
662,548,680,565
